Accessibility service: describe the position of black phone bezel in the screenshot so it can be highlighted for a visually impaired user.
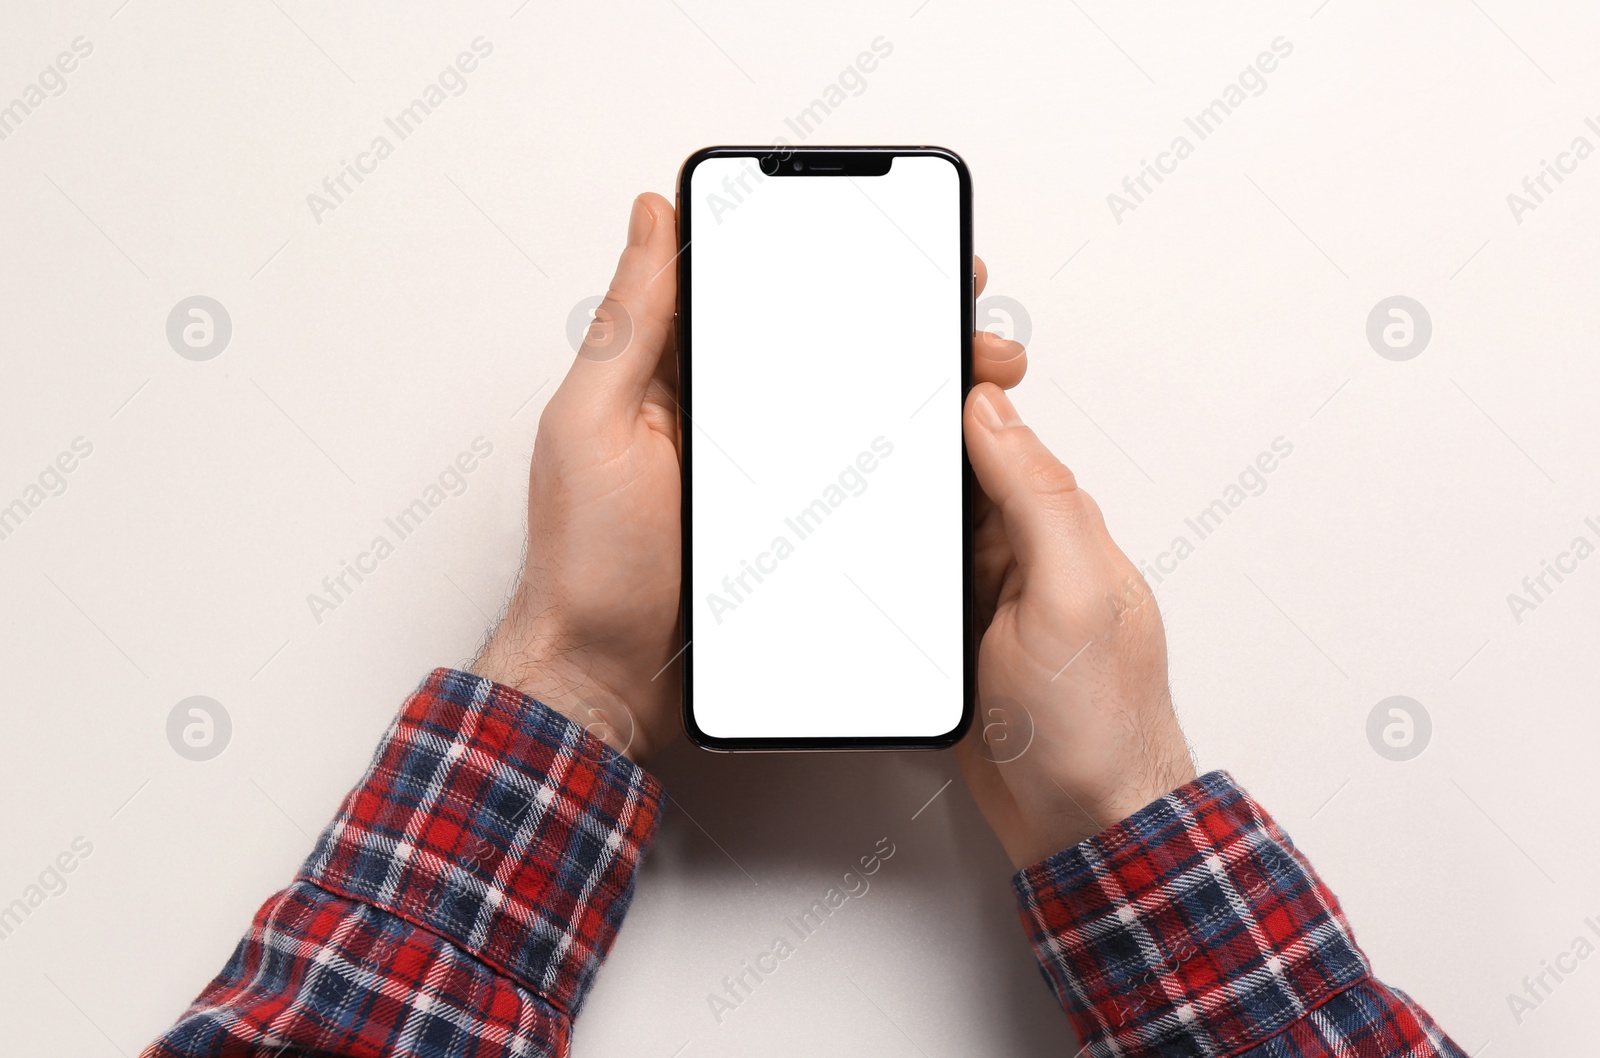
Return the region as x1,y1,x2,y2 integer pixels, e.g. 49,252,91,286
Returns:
676,145,976,753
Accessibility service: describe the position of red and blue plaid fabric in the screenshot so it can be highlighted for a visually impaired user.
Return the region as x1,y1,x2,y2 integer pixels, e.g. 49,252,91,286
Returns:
142,668,664,1058
1014,770,1465,1058
142,672,1459,1057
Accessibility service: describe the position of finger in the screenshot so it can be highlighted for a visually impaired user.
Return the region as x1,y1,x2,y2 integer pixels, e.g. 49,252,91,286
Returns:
972,329,1026,389
650,325,678,400
955,726,1002,806
975,255,988,298
955,721,1028,865
962,383,1105,575
567,193,678,412
972,504,1013,627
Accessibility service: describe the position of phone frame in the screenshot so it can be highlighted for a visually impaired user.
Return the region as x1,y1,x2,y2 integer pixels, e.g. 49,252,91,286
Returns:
675,145,976,752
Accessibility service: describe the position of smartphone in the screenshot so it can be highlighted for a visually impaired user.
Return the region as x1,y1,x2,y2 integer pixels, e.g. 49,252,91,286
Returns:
677,145,974,751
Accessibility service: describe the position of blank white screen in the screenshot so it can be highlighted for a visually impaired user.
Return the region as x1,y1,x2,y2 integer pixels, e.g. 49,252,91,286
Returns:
688,154,964,740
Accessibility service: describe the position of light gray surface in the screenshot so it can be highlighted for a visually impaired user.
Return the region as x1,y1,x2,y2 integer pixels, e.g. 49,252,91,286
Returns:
2,1,1596,1055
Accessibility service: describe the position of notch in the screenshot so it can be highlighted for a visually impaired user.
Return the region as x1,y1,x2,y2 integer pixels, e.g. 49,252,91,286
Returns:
757,151,895,177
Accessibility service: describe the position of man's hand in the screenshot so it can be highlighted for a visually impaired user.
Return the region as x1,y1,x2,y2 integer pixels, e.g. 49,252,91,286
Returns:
959,382,1196,869
473,194,1030,763
472,193,685,763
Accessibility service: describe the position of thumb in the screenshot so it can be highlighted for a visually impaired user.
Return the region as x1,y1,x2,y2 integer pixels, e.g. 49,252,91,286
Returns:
963,383,1103,576
565,193,678,412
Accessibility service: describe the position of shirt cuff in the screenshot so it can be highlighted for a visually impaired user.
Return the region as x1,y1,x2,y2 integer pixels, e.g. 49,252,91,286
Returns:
1013,771,1371,1058
298,667,665,1018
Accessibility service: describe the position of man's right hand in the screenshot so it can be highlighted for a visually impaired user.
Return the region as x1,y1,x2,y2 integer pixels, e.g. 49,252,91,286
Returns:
958,382,1196,870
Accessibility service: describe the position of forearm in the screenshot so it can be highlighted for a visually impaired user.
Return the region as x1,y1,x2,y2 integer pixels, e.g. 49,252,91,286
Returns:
1015,772,1464,1057
142,668,664,1058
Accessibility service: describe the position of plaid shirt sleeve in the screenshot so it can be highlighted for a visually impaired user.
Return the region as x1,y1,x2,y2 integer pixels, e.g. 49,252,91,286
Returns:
141,667,665,1058
1015,770,1466,1058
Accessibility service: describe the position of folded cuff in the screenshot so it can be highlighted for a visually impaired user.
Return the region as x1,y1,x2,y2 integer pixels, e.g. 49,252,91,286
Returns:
300,667,665,1018
1014,771,1370,1058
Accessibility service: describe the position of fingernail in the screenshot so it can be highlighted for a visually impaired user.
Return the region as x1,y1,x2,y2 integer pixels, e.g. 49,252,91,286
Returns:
974,391,1002,430
974,389,1023,430
628,196,655,246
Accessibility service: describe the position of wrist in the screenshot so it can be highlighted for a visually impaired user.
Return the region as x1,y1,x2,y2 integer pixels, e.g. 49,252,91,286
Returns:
1012,755,1198,869
471,619,649,763
1085,761,1199,839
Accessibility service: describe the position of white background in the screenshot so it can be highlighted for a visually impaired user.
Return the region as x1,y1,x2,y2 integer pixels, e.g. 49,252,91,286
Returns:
1,1,1597,1055
689,155,965,740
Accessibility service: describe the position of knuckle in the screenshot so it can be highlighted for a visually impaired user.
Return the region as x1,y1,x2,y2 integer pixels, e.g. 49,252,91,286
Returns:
1057,566,1157,638
598,287,633,315
1021,449,1077,497
606,244,660,304
1101,572,1156,631
593,297,630,326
